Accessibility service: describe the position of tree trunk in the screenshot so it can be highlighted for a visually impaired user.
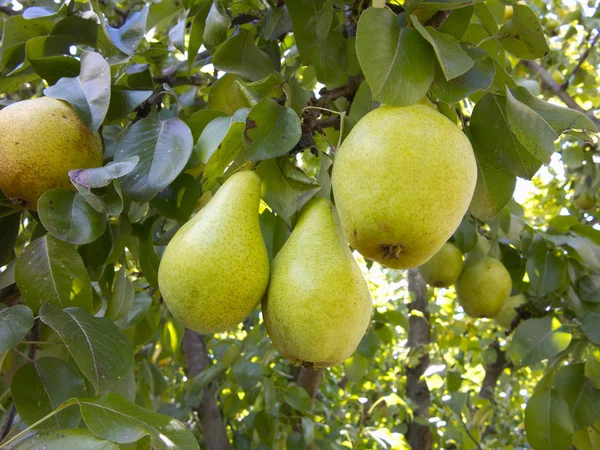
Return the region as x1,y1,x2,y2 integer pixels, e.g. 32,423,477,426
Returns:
183,330,232,450
406,269,432,450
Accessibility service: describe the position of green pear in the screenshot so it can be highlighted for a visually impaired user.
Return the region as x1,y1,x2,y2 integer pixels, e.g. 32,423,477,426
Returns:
158,171,269,334
263,198,372,368
494,294,526,329
455,256,512,318
208,74,250,115
0,97,103,210
331,104,477,269
418,243,463,288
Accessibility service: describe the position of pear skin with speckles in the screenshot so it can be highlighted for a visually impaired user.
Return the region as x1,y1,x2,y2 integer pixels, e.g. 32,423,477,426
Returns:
0,97,103,210
418,242,463,288
262,198,372,368
158,171,269,334
331,104,477,269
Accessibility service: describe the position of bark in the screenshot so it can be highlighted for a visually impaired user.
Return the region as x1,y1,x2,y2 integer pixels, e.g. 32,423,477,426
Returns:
479,342,511,402
297,367,322,404
406,269,432,450
183,330,232,450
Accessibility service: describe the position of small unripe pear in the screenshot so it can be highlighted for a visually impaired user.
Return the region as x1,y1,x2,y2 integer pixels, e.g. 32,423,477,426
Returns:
418,243,463,288
456,256,512,318
0,97,103,210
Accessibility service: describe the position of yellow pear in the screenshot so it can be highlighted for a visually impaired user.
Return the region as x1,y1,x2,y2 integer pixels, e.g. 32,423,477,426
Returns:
158,171,269,334
208,74,250,115
456,256,512,318
418,243,463,288
494,294,526,329
263,198,372,368
331,105,477,269
0,97,103,210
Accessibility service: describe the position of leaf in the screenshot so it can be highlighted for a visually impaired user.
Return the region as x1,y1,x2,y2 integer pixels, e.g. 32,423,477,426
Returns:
555,363,600,429
509,317,572,367
243,98,302,161
11,357,87,428
498,4,550,59
168,19,185,53
0,305,33,353
259,209,291,263
203,0,230,49
190,364,226,394
44,52,110,133
137,216,160,288
314,2,333,43
526,237,566,296
437,5,473,39
285,0,327,64
470,93,543,179
356,7,435,106
0,208,21,266
263,377,277,411
312,29,348,86
256,158,320,225
283,385,312,412
187,2,212,75
412,16,473,80
150,173,202,222
114,114,193,203
106,266,134,321
15,235,93,313
469,139,516,220
212,29,274,81
79,393,200,449
233,360,262,391
69,158,139,189
7,429,120,450
106,6,148,55
106,89,152,122
345,354,368,382
582,313,600,345
114,293,153,329
38,190,107,245
405,0,483,11
524,388,574,450
40,303,134,394
579,275,600,303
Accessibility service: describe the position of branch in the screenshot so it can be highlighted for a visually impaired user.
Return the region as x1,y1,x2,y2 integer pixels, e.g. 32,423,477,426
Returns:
0,406,16,441
424,10,452,28
0,5,18,15
183,330,232,450
562,30,600,90
231,13,260,25
294,367,322,450
521,60,600,128
405,269,432,450
479,341,512,402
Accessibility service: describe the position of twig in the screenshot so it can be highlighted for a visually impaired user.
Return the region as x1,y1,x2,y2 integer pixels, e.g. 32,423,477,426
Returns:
231,13,260,25
0,5,18,15
425,10,452,28
0,405,16,441
562,30,600,90
460,413,484,450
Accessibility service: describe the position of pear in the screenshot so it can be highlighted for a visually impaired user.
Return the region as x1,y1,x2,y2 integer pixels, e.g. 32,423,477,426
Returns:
331,105,477,269
208,74,250,115
418,243,463,288
158,171,269,334
455,256,512,318
263,198,372,368
0,97,103,210
494,294,526,329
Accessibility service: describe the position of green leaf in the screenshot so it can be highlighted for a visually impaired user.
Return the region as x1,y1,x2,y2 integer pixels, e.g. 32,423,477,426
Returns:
498,4,550,59
555,363,600,429
7,429,119,450
509,317,572,367
69,158,139,190
356,8,434,106
106,89,152,122
469,139,516,220
412,16,473,81
137,215,161,288
15,235,93,313
259,209,290,263
256,158,320,225
437,5,473,39
243,98,302,161
524,388,574,450
262,377,277,411
579,275,600,303
203,0,231,49
312,29,347,86
0,15,54,71
40,303,134,394
38,190,107,245
79,392,200,449
526,238,566,296
150,173,202,222
582,313,600,345
285,0,327,64
187,3,212,75
106,6,148,55
168,19,185,53
283,384,312,412
114,293,153,329
106,266,134,321
233,360,262,391
44,52,111,134
470,93,543,179
0,305,33,353
344,354,368,382
213,29,274,81
11,357,87,428
190,363,225,394
405,0,484,11
186,109,226,143
114,114,193,203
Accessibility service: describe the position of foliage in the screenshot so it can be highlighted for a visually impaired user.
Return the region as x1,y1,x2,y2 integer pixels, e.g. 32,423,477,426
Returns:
0,0,599,449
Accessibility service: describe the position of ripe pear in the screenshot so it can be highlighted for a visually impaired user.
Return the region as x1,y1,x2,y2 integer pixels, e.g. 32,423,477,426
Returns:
0,97,103,210
208,74,250,115
494,294,526,329
455,256,512,318
158,171,269,334
418,243,463,288
331,105,477,269
263,198,372,368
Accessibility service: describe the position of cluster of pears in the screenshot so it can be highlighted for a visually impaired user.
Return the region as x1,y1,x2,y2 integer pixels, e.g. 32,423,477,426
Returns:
417,235,523,327
158,172,372,367
0,97,103,210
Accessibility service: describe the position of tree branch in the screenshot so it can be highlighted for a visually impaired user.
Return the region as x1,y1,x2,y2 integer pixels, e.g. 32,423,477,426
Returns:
562,30,600,90
479,341,511,402
183,330,232,450
0,5,18,15
520,60,600,128
406,269,432,450
425,10,452,28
